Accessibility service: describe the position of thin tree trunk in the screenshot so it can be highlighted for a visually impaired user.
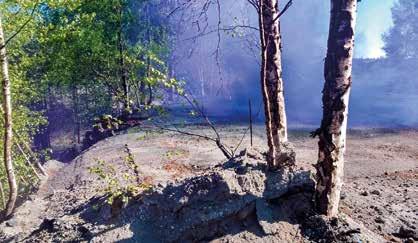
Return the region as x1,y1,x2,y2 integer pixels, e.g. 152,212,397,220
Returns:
167,62,174,102
315,0,357,217
0,15,17,218
145,3,153,106
0,180,5,210
139,81,146,105
118,2,129,112
258,0,290,169
71,85,80,144
147,84,153,106
45,85,51,148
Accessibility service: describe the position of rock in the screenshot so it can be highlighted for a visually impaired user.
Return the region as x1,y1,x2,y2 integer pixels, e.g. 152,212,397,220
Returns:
5,218,18,227
340,191,347,200
371,190,381,196
330,218,339,227
78,225,93,240
360,191,369,196
277,142,296,167
374,217,385,224
395,226,417,239
38,218,58,232
246,147,263,160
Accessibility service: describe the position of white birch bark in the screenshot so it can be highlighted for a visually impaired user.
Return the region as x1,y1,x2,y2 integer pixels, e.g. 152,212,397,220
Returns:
315,0,357,217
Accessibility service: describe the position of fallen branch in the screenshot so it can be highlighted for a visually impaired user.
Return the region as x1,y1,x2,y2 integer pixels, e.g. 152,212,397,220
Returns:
13,131,47,176
14,143,41,180
149,122,233,160
0,106,47,177
181,92,234,159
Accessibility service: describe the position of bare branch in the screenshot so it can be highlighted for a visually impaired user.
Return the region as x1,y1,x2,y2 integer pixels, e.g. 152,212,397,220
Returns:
182,25,259,42
272,0,293,23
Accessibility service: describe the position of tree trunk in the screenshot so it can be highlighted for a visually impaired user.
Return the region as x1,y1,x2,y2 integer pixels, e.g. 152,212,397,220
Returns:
0,15,17,218
258,0,290,169
0,180,5,210
315,0,357,218
71,85,80,144
34,94,51,150
167,62,175,102
118,2,129,112
147,84,153,106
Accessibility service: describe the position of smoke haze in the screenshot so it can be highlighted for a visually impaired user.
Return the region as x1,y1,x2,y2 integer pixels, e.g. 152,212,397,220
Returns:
171,0,418,128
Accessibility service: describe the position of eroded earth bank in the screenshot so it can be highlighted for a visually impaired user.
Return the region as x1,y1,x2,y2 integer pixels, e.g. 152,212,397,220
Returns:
1,126,417,242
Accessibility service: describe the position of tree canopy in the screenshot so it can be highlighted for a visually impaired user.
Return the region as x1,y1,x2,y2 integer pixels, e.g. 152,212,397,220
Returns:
0,0,180,212
384,0,418,60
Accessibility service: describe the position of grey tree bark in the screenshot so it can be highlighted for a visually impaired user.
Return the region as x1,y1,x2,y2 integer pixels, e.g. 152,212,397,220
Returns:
315,0,357,217
0,14,18,218
258,0,292,169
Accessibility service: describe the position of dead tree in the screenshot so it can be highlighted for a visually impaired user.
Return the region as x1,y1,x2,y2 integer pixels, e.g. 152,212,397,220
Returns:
257,0,293,169
0,14,17,218
153,92,234,160
314,0,358,217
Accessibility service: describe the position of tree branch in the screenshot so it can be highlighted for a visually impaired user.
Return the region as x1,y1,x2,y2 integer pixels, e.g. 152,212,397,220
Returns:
272,0,293,23
183,25,259,42
1,2,39,50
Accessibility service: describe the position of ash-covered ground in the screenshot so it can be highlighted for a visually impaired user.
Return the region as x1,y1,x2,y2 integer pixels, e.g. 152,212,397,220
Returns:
1,125,417,242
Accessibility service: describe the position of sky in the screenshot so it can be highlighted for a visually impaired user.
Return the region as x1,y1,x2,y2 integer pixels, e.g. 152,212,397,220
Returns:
356,0,398,58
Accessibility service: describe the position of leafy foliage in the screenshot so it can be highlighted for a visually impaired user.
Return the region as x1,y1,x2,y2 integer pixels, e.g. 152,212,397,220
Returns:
383,0,418,59
0,0,182,211
88,146,152,205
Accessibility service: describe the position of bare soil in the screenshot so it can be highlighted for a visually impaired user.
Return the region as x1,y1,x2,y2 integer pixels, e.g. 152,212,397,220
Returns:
0,125,417,242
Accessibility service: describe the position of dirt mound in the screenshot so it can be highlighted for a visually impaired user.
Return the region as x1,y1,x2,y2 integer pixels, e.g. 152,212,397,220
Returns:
2,149,382,243
0,128,416,242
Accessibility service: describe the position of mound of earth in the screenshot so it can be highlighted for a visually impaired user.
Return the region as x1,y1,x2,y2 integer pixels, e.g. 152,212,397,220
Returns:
0,127,416,242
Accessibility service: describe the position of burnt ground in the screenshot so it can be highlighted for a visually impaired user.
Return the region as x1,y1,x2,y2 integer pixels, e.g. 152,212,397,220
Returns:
0,125,417,242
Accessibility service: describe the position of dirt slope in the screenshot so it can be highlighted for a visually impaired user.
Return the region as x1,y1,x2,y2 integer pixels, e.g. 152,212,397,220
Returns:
0,126,416,242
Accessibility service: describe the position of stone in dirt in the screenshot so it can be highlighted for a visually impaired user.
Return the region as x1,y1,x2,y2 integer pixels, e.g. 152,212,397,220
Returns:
394,226,417,240
370,190,381,196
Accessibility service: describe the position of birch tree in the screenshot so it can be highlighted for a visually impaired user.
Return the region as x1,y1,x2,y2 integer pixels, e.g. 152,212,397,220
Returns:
167,0,295,169
257,0,293,169
314,0,358,217
0,14,17,218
